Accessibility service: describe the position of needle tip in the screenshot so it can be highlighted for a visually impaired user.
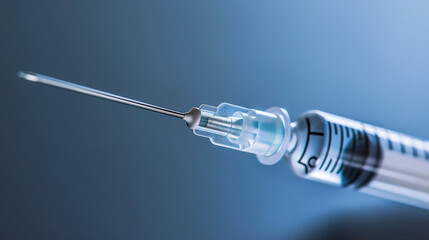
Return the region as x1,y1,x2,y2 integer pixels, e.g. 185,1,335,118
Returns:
17,71,39,82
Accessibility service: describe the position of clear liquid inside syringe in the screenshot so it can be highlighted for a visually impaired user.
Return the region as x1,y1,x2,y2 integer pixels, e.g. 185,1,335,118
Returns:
287,111,429,209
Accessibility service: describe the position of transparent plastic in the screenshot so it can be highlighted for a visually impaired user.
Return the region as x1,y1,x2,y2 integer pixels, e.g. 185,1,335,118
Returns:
287,110,429,210
193,103,429,209
193,103,290,164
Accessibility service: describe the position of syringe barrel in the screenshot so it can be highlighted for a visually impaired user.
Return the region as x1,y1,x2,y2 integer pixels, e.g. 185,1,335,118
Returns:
287,110,429,209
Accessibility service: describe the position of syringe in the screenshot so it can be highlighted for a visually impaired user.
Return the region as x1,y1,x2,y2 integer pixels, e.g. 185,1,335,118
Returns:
19,71,429,210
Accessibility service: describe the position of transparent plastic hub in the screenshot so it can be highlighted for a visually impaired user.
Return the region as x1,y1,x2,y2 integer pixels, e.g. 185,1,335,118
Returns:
193,103,291,165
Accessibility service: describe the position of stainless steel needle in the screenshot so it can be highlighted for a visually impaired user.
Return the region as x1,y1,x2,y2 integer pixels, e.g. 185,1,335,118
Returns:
18,71,201,128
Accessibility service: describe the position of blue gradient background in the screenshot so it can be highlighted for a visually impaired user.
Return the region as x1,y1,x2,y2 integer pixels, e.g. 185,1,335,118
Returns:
2,1,429,239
